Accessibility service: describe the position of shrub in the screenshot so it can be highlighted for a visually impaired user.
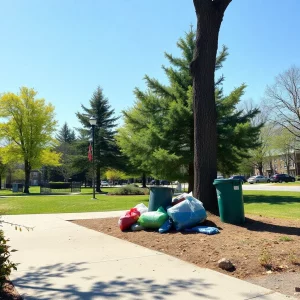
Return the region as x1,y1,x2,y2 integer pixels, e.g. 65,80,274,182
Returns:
0,230,18,288
109,185,149,195
258,249,272,269
129,183,140,188
279,236,293,242
296,176,300,181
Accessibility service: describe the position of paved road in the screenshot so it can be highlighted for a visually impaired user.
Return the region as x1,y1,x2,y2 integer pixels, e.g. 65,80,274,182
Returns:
242,184,300,192
2,212,293,300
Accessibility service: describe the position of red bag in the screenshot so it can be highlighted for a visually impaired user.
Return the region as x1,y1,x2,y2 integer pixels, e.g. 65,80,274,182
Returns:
118,208,141,231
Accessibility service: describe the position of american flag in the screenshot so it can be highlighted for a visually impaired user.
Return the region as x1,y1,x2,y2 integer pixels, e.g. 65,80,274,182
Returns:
88,143,93,162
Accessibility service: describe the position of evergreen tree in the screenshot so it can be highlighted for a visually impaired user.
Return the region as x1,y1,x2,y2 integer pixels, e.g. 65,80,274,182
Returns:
117,29,262,198
76,86,120,192
56,122,76,143
53,123,78,181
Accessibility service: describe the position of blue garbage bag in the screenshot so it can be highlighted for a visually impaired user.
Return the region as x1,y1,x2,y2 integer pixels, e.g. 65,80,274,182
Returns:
159,219,173,233
185,226,219,235
167,195,207,231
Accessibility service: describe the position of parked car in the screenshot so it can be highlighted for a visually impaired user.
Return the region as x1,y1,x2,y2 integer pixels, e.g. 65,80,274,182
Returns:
229,175,247,184
270,174,295,183
247,175,270,184
100,180,109,186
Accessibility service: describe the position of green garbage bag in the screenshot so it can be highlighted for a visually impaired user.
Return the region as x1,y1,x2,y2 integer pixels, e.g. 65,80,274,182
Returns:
138,206,168,229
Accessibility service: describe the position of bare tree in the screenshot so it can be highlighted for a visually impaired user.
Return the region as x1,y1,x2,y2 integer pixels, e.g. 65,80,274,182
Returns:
266,66,300,140
191,0,232,214
272,126,297,175
243,98,269,126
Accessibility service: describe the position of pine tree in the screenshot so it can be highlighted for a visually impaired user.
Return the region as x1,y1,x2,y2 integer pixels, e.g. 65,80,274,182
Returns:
56,122,76,143
52,123,78,181
117,29,262,200
76,86,120,192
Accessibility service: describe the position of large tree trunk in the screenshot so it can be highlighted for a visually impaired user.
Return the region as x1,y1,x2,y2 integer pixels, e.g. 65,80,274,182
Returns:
24,160,31,194
191,0,231,214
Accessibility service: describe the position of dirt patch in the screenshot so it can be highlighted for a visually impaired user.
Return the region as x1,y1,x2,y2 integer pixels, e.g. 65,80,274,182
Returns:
73,214,300,297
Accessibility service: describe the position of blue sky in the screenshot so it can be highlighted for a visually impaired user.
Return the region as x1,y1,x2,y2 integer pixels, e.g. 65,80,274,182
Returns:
1,0,300,130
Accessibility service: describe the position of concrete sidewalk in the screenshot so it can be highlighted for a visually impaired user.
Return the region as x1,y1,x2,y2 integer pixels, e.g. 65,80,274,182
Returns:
2,212,293,300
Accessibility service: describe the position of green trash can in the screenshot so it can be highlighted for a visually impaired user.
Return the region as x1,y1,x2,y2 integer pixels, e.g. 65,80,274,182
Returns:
148,186,174,212
12,183,20,193
213,179,245,224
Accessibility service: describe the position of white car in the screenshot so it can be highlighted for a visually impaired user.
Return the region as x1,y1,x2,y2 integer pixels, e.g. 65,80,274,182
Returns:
247,175,270,184
101,181,109,186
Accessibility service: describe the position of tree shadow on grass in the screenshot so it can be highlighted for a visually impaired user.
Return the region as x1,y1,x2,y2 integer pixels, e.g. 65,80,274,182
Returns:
13,262,216,300
244,194,300,205
241,217,300,236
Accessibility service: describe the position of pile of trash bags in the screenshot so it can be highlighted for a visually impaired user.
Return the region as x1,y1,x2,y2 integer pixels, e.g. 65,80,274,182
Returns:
118,192,219,235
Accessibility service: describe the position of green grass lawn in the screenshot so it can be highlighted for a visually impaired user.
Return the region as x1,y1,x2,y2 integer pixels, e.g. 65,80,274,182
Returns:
0,188,299,219
0,194,148,215
0,186,122,196
243,190,300,219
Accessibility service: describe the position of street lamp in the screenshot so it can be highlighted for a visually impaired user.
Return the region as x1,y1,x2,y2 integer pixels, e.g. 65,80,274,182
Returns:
89,116,97,199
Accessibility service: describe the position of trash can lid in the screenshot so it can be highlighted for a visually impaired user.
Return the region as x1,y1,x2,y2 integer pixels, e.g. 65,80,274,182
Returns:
213,179,240,185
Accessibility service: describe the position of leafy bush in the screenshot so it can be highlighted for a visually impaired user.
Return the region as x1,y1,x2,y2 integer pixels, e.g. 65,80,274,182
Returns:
296,176,300,181
129,183,140,188
0,230,18,287
109,185,149,195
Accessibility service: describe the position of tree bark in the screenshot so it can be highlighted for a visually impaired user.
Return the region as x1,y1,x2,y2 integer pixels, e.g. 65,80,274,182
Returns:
142,173,146,188
269,161,273,176
258,164,263,176
191,0,231,214
24,160,31,194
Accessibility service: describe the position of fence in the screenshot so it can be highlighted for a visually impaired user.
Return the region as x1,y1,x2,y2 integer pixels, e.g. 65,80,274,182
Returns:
40,182,81,194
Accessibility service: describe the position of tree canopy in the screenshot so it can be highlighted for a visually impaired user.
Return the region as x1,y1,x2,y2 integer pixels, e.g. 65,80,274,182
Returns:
0,87,60,193
52,122,78,181
117,29,262,193
76,86,121,192
56,122,76,143
265,66,300,140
